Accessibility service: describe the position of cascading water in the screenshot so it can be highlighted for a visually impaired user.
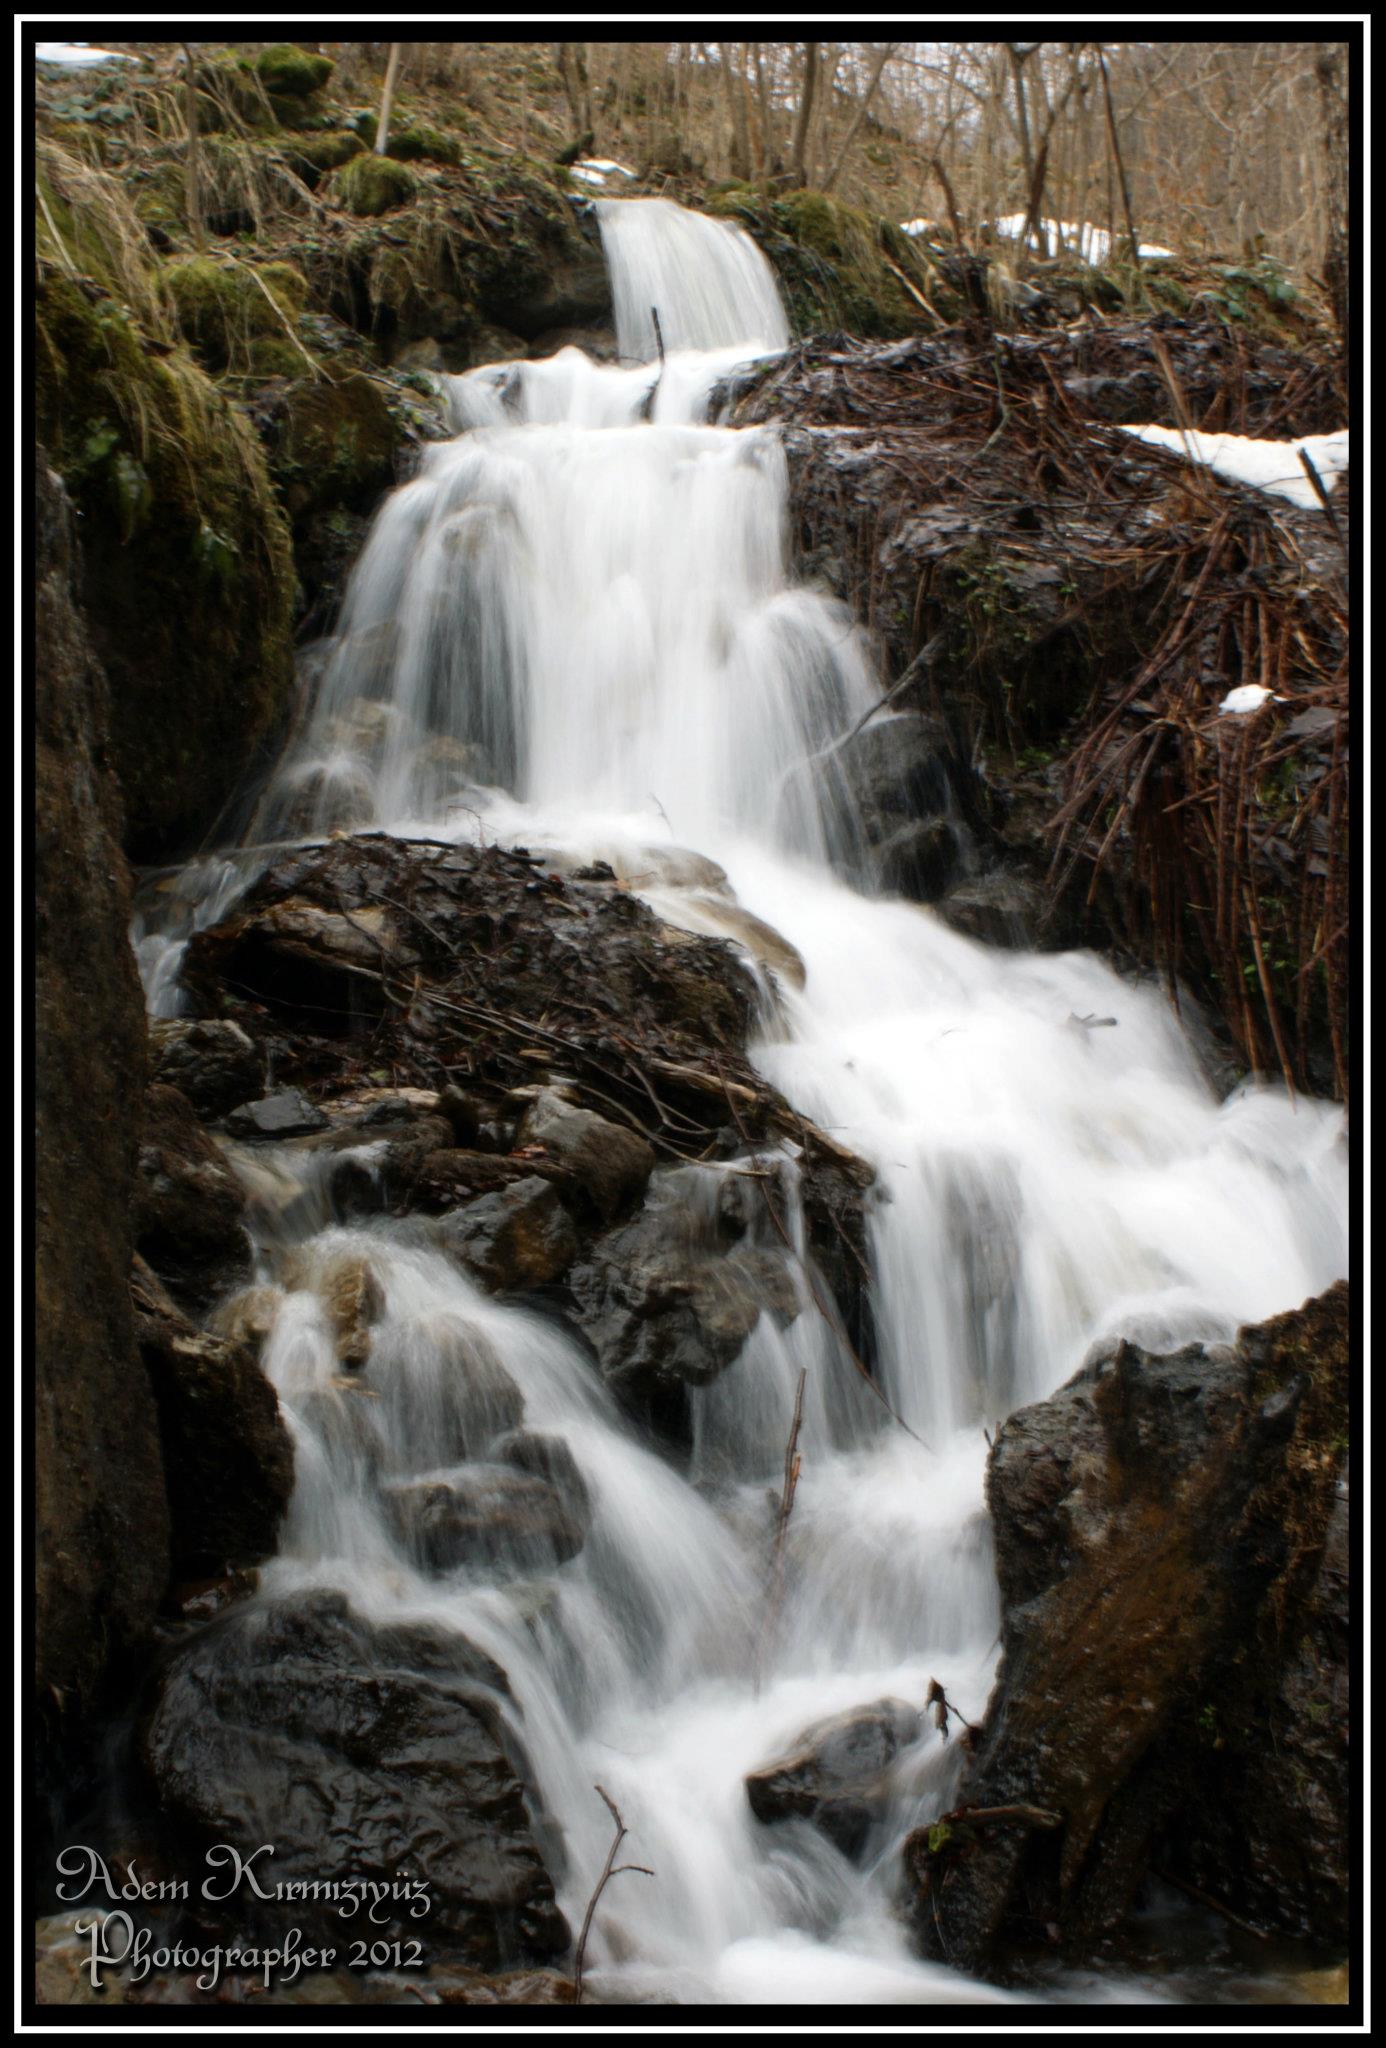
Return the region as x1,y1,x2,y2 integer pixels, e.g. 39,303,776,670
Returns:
146,198,1348,2003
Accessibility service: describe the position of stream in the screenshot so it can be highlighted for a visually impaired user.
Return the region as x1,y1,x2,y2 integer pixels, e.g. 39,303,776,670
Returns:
134,195,1348,2006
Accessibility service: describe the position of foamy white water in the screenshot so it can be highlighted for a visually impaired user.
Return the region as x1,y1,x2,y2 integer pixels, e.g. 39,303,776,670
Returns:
153,198,1348,2003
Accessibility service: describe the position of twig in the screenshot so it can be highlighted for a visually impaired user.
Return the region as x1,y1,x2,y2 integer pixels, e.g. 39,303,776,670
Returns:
573,1786,654,2004
758,1367,807,1685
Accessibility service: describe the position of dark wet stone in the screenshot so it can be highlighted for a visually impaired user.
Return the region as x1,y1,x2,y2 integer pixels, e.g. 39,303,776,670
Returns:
225,1088,330,1138
149,1017,265,1119
747,1698,922,1857
438,1177,580,1291
903,1283,1350,1971
142,1590,568,1968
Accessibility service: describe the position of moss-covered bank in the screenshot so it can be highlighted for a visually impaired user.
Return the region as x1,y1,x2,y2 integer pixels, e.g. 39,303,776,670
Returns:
35,274,296,858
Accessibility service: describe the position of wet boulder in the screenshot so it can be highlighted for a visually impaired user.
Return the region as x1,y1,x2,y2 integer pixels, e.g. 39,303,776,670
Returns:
570,1168,801,1434
370,1313,527,1464
438,1177,580,1292
837,713,954,843
148,1017,265,1120
932,871,1044,949
142,1590,568,1967
516,1088,655,1224
133,1083,251,1313
129,1257,293,1577
747,1698,922,1858
386,1458,591,1575
904,1283,1350,1971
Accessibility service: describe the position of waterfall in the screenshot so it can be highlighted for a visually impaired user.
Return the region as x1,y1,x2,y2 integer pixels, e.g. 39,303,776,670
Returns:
146,198,1348,2002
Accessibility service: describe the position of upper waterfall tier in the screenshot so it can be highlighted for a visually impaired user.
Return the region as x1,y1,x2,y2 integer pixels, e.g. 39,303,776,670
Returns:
597,195,789,360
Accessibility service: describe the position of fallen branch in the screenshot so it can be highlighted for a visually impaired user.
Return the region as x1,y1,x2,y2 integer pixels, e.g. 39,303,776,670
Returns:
573,1786,654,2004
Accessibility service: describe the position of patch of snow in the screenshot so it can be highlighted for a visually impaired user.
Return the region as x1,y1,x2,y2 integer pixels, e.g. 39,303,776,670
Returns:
899,219,936,238
1114,425,1350,511
994,213,1175,263
571,159,637,188
35,42,135,66
1219,684,1284,716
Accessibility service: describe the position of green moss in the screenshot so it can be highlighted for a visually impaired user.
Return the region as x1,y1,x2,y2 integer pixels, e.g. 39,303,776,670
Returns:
35,275,295,857
331,154,421,217
709,186,938,339
164,256,308,371
256,44,334,98
284,130,365,181
262,371,398,523
383,123,463,167
193,54,278,133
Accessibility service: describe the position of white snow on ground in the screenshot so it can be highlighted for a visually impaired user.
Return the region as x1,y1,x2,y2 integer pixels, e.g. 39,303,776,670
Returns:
35,42,135,66
900,219,937,237
994,213,1175,262
1114,425,1350,511
571,160,637,187
1220,684,1285,715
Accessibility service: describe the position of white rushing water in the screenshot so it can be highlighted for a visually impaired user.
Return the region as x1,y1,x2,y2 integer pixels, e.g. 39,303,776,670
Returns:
158,198,1348,2004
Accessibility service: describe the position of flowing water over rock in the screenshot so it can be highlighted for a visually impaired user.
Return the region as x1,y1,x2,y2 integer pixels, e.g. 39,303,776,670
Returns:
133,198,1348,2005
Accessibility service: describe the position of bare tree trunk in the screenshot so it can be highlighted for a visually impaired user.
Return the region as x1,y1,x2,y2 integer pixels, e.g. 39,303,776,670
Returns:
752,42,773,172
182,43,205,249
721,43,753,181
1315,42,1349,347
791,41,819,186
1096,45,1141,264
822,42,898,192
375,41,403,155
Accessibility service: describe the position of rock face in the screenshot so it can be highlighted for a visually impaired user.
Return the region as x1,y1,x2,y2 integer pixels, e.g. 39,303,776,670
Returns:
747,1698,921,1858
133,1083,251,1313
129,1258,294,1577
34,453,169,1749
35,278,296,859
149,1017,266,1119
142,1590,569,1968
902,1284,1350,1970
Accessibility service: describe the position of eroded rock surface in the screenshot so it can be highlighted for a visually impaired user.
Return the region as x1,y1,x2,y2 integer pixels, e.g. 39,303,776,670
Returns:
903,1283,1350,1970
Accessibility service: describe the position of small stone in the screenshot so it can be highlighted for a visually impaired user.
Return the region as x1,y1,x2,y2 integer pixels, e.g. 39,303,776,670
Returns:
226,1089,329,1139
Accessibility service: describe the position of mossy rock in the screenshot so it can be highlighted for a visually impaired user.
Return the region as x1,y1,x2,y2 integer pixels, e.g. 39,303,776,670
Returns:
256,44,334,98
35,275,295,858
260,371,398,523
331,154,422,217
193,54,278,133
384,123,463,167
164,256,308,371
282,130,365,185
710,186,932,340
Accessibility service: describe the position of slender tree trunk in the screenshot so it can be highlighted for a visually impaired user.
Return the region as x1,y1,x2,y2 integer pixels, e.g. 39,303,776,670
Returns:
721,43,752,181
822,42,897,193
1315,42,1349,347
1097,46,1141,264
375,41,403,155
752,42,773,172
791,41,819,187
